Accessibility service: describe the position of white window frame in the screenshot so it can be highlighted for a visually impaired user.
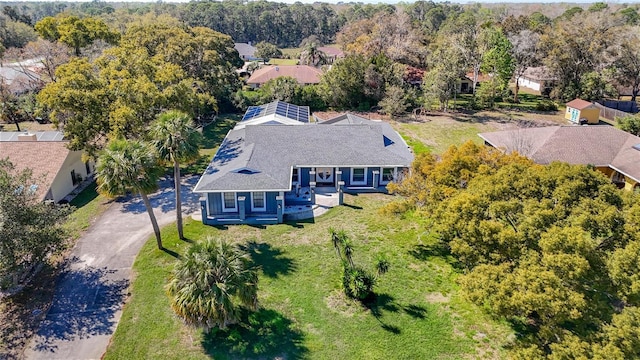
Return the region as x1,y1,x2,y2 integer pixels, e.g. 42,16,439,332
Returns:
291,168,299,185
221,192,237,212
251,192,266,212
350,167,367,185
380,167,396,185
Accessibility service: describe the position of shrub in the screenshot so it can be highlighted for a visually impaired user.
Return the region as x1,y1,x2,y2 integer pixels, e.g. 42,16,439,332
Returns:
535,100,558,111
342,266,376,300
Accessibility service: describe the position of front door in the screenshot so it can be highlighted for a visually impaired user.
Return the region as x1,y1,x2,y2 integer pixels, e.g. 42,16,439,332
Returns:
316,167,334,184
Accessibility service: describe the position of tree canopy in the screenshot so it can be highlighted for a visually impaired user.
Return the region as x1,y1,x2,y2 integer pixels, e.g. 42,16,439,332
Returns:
0,159,70,291
37,23,240,156
387,142,640,358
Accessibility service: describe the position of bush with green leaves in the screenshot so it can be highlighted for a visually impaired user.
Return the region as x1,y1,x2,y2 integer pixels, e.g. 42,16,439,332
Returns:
388,141,640,358
0,159,71,292
535,100,558,111
166,237,258,332
329,228,388,300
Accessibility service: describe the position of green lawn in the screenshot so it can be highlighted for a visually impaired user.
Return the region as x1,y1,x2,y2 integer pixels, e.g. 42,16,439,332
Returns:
105,194,510,359
392,117,499,155
181,114,241,175
267,58,299,66
280,47,301,58
64,181,110,241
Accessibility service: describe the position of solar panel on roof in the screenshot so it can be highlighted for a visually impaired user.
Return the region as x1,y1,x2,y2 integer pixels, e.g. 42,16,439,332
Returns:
239,101,311,124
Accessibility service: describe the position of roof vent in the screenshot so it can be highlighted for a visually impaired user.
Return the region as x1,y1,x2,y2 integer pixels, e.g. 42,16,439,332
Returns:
275,66,279,71
633,144,640,151
383,135,395,147
233,167,259,174
17,133,37,141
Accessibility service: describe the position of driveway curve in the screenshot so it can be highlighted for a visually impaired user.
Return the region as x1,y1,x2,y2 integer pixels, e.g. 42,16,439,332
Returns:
23,176,200,360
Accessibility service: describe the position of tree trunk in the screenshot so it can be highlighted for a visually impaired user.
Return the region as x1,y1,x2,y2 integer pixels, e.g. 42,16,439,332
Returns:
174,159,184,240
140,191,163,250
472,63,480,94
514,80,520,103
633,83,639,103
13,117,20,131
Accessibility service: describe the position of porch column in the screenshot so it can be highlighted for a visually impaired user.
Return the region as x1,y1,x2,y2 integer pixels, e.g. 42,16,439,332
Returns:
335,170,342,188
338,181,344,205
276,195,284,223
199,196,207,223
310,181,316,204
372,170,380,188
238,196,246,220
309,169,316,183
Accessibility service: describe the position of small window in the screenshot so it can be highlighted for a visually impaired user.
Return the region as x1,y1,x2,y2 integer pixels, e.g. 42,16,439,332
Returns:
351,167,367,185
292,168,299,183
381,168,395,184
612,172,625,184
221,192,237,212
251,192,266,211
71,169,79,186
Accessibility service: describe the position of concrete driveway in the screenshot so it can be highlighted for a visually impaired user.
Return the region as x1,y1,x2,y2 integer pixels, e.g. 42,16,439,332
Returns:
23,176,201,360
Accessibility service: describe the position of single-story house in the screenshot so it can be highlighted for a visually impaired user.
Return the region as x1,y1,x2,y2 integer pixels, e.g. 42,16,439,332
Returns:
0,131,94,202
478,125,640,190
459,76,474,94
193,101,414,225
517,66,558,95
246,65,323,88
0,63,43,95
565,98,600,124
234,42,259,61
318,46,344,64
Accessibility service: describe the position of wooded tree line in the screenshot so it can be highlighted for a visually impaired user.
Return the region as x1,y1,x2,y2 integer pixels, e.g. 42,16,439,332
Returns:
386,142,640,359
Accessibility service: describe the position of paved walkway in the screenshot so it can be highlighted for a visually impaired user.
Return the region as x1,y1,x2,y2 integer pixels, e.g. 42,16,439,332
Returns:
23,176,200,360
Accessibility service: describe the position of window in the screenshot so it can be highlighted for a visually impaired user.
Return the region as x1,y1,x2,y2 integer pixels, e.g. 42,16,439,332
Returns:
381,168,395,185
292,168,299,184
71,169,79,186
612,171,625,184
221,192,237,212
251,192,266,211
351,167,367,185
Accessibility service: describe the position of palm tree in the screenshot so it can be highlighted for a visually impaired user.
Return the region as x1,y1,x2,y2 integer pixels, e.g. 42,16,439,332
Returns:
96,139,165,249
299,42,328,67
166,237,258,332
150,110,202,240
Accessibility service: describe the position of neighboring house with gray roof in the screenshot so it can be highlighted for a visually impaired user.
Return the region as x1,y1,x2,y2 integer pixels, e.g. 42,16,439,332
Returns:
234,42,258,61
193,101,413,225
478,125,640,191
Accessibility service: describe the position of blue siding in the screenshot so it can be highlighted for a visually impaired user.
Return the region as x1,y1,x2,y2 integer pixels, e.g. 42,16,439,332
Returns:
338,167,350,184
366,167,375,187
207,192,229,215
207,191,278,217
300,167,311,186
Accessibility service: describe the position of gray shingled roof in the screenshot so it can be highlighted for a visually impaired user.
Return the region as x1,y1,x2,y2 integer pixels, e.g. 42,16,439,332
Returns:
194,122,414,192
478,125,640,182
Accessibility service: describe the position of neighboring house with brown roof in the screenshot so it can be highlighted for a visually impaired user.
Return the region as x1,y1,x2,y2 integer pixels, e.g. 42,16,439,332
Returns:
246,65,323,88
317,46,344,64
478,125,640,190
517,66,558,95
565,98,600,124
0,131,94,202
